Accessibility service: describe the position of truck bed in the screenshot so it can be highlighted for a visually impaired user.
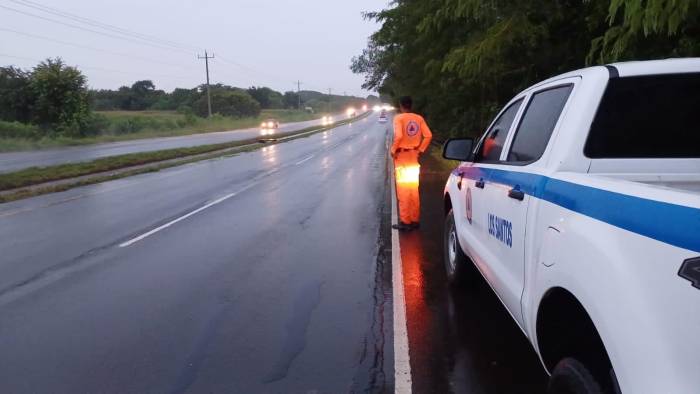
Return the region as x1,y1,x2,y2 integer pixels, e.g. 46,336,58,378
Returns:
596,173,700,196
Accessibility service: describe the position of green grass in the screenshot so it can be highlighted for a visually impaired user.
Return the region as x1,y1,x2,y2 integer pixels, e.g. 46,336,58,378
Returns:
426,144,458,172
0,112,370,200
0,110,320,152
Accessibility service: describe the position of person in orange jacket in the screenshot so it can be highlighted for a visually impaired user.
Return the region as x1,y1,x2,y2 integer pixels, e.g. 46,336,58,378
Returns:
391,96,433,231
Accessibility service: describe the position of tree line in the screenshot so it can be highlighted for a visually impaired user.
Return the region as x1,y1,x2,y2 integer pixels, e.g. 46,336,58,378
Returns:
91,82,301,115
1,58,372,139
351,0,700,139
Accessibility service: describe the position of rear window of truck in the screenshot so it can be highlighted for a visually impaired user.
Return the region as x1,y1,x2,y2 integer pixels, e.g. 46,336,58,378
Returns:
585,72,700,158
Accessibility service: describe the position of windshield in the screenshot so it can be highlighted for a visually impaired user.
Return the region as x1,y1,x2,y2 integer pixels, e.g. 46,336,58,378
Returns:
585,73,700,158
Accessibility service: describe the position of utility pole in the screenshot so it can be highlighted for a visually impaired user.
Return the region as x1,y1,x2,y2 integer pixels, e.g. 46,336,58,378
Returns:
197,50,215,117
328,88,332,114
296,80,302,111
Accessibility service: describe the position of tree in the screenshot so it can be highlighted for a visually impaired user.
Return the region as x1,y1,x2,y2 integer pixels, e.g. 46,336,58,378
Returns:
0,66,34,123
589,0,700,62
353,0,698,139
128,80,157,110
31,58,90,136
283,91,300,109
194,89,261,118
247,86,284,109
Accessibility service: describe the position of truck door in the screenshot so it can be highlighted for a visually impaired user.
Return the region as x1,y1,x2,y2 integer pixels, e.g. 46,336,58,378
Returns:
456,99,524,268
482,84,574,327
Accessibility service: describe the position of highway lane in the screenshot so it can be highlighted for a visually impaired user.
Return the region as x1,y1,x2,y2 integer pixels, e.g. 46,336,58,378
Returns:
0,114,346,173
0,114,393,392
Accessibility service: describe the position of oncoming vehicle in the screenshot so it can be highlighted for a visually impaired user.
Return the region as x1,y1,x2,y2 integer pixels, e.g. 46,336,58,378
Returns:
378,110,388,123
260,119,279,129
321,115,334,126
441,59,700,393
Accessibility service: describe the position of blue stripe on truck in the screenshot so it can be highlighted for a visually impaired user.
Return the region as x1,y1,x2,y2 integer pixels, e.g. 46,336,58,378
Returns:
454,167,700,253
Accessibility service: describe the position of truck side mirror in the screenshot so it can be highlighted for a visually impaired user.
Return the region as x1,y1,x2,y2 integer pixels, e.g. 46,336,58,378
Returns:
442,138,475,161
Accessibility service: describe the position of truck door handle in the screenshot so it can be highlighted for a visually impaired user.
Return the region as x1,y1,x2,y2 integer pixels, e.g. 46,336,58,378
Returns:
475,178,485,189
508,187,525,201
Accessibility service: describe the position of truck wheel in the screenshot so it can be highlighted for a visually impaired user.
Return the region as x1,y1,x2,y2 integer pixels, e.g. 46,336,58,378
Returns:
548,358,603,394
444,209,472,286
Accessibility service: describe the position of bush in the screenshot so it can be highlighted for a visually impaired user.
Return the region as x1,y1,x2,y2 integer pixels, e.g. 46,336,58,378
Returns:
81,113,110,137
176,105,193,115
0,120,41,139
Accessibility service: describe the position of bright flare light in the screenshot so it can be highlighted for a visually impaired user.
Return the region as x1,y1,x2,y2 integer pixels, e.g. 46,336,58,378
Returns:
362,104,368,111
346,107,356,117
373,105,381,112
396,165,420,184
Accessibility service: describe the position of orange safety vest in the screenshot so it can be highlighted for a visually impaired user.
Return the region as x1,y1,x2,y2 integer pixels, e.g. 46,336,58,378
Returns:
390,113,433,156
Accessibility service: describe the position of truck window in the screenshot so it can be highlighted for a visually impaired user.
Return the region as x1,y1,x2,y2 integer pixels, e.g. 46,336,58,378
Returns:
585,73,700,158
477,99,523,162
507,85,573,163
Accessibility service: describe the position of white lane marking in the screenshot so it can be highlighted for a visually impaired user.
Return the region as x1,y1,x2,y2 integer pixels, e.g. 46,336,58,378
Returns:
116,118,368,247
118,180,260,248
391,160,412,393
294,155,314,166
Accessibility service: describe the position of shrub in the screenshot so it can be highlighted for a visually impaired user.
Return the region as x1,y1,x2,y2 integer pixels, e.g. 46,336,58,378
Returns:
31,58,91,135
0,120,41,139
81,113,110,137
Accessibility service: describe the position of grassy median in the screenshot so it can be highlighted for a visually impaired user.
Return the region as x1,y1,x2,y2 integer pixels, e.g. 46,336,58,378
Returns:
0,112,370,203
0,109,320,152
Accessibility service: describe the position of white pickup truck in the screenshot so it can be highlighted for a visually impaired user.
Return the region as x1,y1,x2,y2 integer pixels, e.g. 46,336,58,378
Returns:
441,58,699,394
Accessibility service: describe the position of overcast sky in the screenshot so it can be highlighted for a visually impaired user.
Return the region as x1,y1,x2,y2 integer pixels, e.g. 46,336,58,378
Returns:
0,0,385,96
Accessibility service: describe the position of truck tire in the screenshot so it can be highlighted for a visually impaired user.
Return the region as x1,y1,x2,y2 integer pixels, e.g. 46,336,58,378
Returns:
548,358,604,394
444,209,472,286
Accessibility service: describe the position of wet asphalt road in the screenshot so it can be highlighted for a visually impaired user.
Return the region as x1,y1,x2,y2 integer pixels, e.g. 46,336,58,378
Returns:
400,152,548,393
0,115,340,173
0,110,551,393
0,114,393,392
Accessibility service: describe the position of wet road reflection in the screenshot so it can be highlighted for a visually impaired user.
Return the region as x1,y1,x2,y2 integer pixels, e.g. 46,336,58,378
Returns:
398,152,548,394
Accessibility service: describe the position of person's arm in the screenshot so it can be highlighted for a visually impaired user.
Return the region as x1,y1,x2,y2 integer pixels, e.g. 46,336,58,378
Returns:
390,117,402,157
418,118,433,153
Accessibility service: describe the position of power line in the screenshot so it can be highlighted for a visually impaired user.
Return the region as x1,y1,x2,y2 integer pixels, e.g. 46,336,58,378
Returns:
0,53,192,81
0,27,199,72
7,0,202,52
0,4,194,55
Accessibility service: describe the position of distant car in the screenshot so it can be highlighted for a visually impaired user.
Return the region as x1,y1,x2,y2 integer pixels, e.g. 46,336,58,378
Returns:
378,110,388,123
260,119,279,129
321,115,334,126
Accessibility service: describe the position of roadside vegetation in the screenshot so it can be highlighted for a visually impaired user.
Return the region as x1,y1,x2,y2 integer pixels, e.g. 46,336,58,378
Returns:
0,59,375,152
352,0,700,140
